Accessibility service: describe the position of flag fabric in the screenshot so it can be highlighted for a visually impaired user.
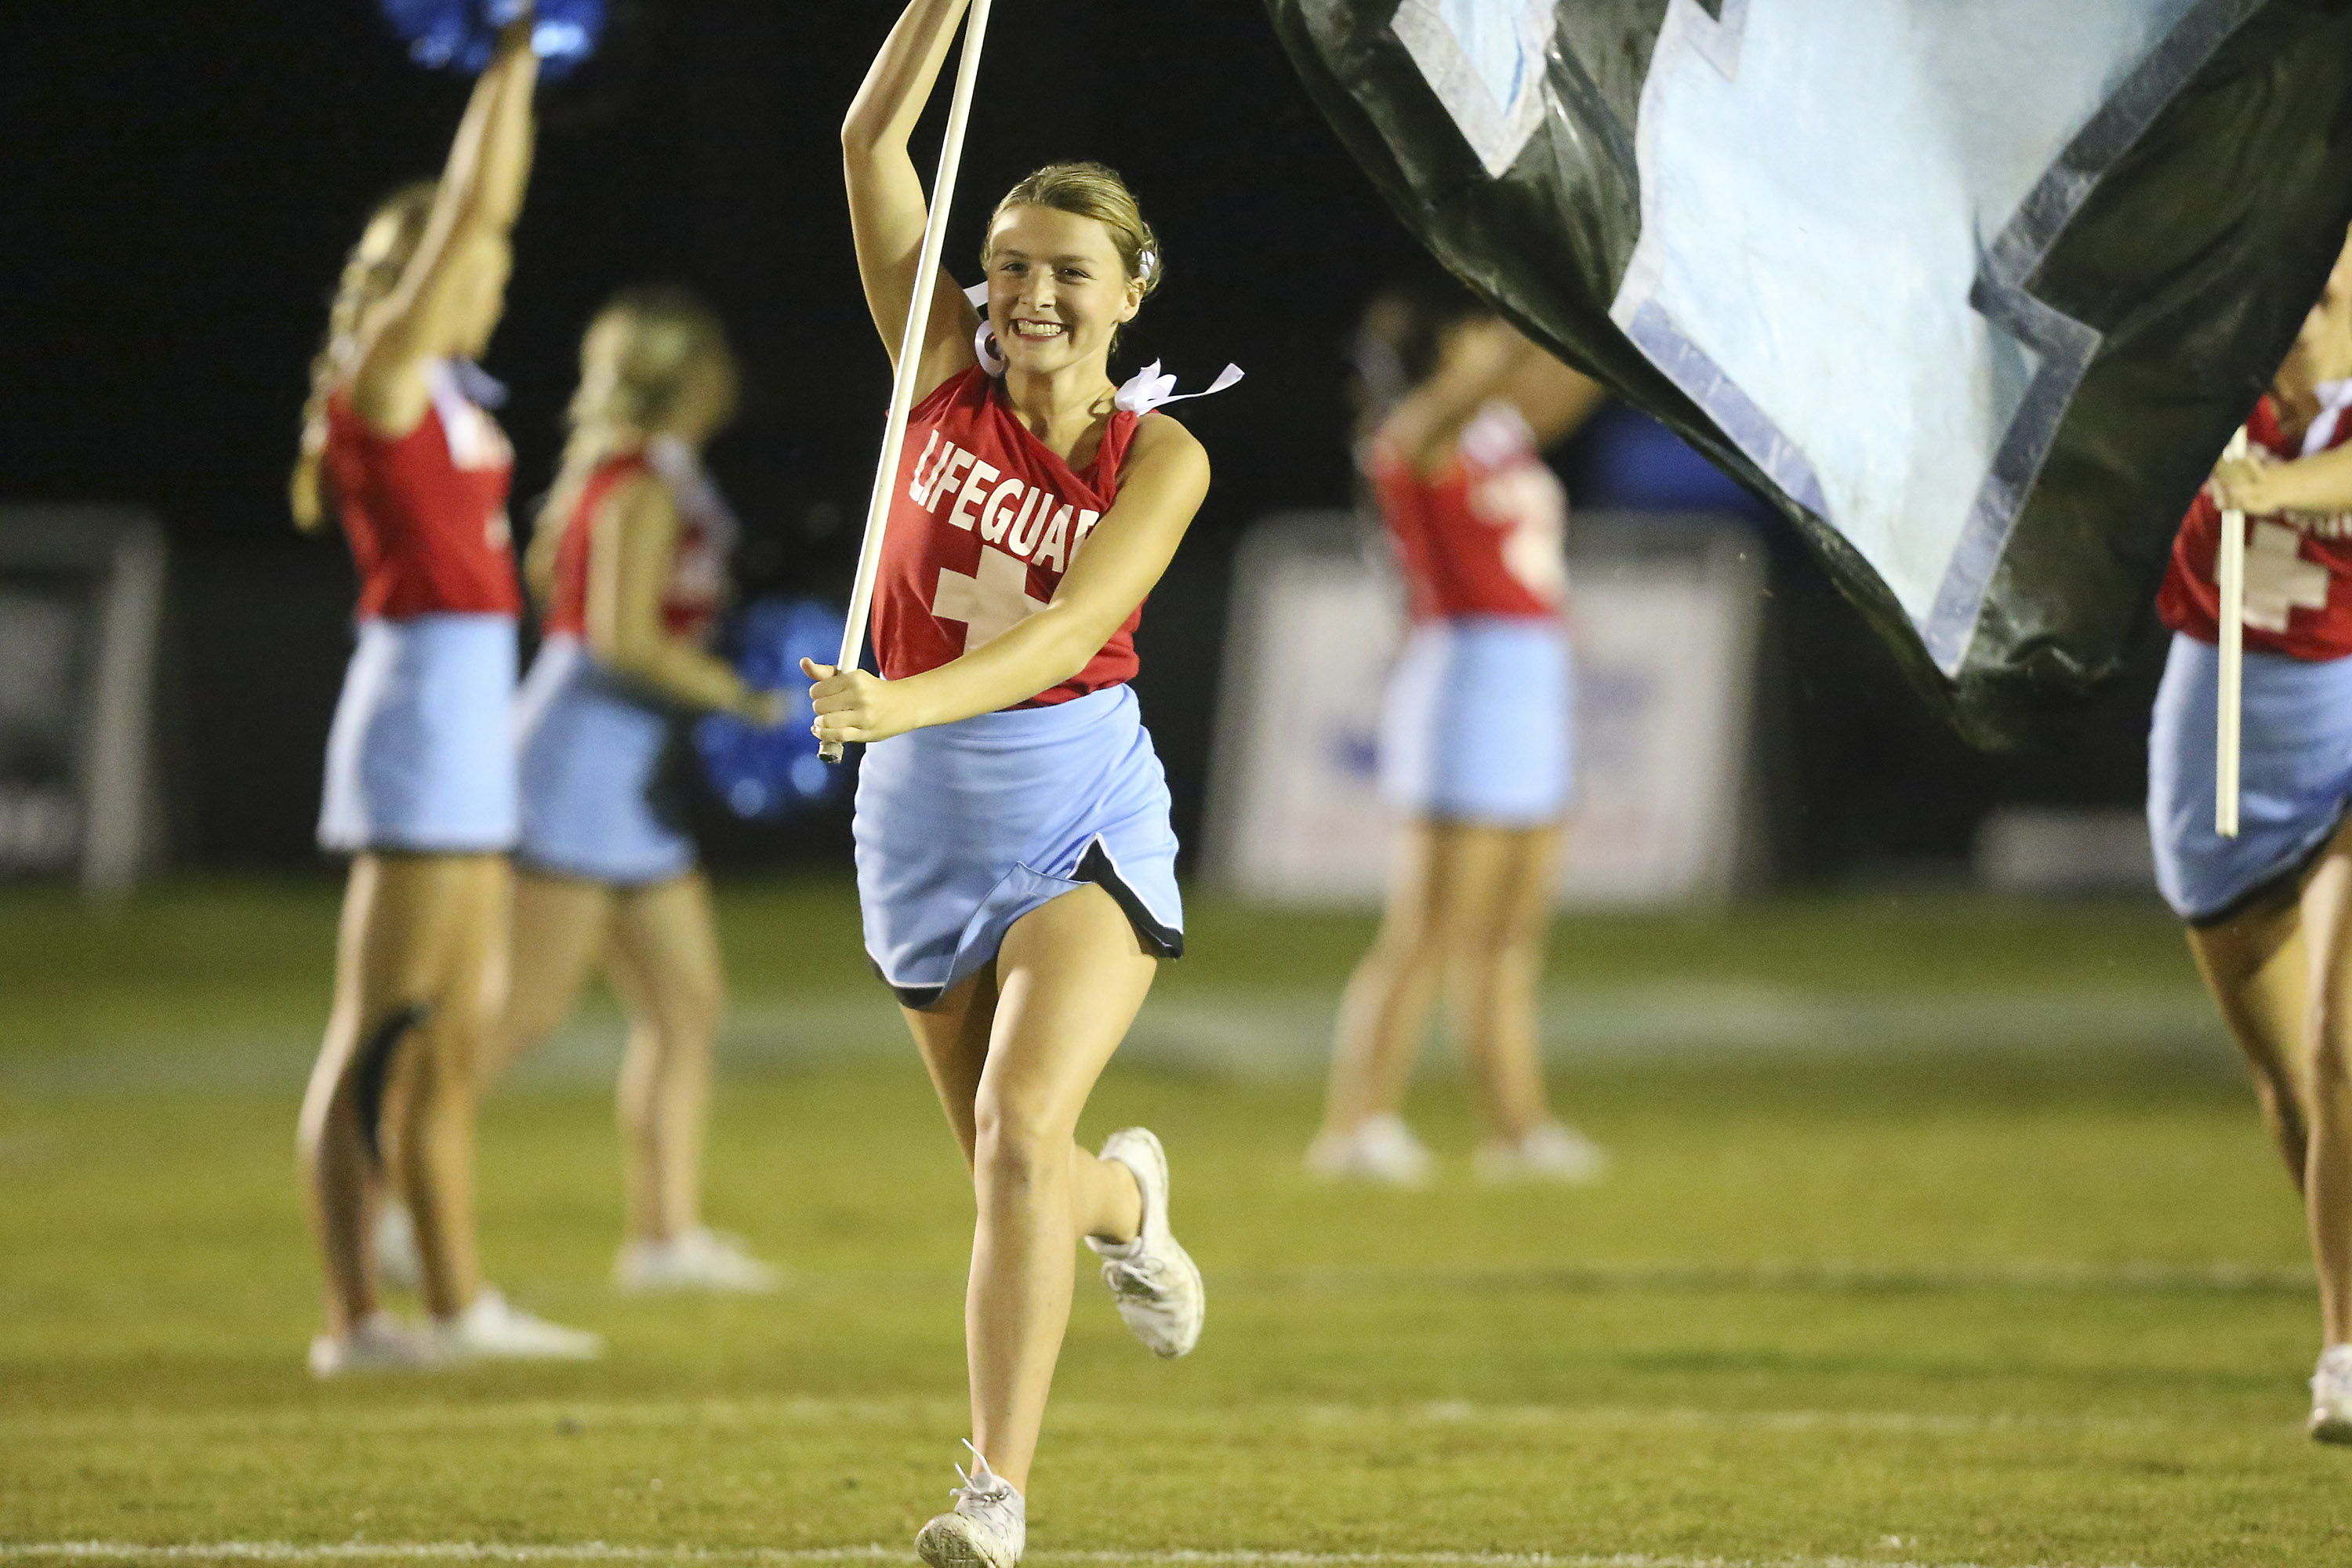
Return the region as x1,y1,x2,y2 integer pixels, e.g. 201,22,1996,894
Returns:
1269,0,2352,744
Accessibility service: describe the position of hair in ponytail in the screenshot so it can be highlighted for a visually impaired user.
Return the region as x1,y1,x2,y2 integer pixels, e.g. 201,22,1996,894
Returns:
289,182,439,532
528,285,735,588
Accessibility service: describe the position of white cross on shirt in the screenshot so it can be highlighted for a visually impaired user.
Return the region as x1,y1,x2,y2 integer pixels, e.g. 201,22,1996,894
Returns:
934,545,1047,652
2245,519,2332,633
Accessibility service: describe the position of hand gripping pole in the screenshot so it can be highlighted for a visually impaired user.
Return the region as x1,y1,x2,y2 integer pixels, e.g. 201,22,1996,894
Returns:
821,0,996,764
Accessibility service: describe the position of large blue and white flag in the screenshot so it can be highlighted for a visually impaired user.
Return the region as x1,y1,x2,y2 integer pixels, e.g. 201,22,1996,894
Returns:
1269,0,2352,743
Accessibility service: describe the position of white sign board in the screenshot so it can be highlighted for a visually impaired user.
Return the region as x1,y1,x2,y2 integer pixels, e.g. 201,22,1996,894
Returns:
1206,512,1762,906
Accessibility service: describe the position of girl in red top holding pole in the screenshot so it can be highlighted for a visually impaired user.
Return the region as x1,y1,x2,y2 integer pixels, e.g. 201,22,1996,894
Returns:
807,2,1233,1560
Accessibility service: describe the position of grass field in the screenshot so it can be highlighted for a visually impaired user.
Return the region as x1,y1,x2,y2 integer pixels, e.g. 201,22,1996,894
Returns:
4,877,2348,1567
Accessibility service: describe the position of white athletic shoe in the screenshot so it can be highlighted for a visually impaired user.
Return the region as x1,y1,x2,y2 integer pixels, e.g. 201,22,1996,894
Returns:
1473,1121,1610,1185
914,1445,1025,1568
372,1201,422,1291
307,1310,439,1377
434,1286,604,1362
1086,1127,1206,1358
614,1228,783,1294
2311,1344,2352,1443
1304,1112,1436,1187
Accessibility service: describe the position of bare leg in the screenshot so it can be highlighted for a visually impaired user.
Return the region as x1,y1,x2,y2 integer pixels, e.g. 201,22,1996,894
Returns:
1447,822,1565,1144
298,857,396,1338
387,854,507,1319
2185,900,2309,1189
603,874,727,1244
299,853,506,1332
1319,821,1449,1135
486,871,615,1093
898,885,1152,1494
2298,822,2352,1346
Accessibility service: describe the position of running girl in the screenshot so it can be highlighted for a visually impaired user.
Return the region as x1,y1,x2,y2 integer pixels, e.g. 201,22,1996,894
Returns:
2148,231,2352,1441
490,285,783,1294
811,2,1214,1559
292,10,598,1373
1307,281,1606,1186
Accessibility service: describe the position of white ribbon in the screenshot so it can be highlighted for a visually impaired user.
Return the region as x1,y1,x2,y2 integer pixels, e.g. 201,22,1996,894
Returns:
647,434,742,559
1114,360,1245,415
2303,377,2352,456
443,356,509,410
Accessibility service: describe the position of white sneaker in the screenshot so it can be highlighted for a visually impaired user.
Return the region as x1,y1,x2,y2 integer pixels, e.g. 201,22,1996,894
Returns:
307,1310,439,1377
2312,1345,2352,1443
373,1201,421,1291
1474,1121,1609,1185
914,1445,1025,1568
1304,1112,1435,1187
1085,1127,1205,1358
434,1286,604,1362
615,1228,783,1294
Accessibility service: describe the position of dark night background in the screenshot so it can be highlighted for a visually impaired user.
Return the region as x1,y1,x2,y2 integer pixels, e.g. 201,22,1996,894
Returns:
0,0,2165,880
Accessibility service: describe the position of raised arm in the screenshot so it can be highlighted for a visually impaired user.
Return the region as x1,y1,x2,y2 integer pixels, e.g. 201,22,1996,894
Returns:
840,0,982,397
586,477,782,724
1390,325,1599,474
348,15,540,435
804,418,1211,742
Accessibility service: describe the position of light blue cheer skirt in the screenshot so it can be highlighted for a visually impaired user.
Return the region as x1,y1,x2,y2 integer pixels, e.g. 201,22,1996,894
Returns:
855,683,1183,1009
1378,614,1575,827
2148,632,2352,926
318,612,518,856
514,634,696,887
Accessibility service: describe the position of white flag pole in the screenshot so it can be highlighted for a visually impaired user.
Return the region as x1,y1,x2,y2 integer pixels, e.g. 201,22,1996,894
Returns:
2216,425,2252,838
822,0,995,765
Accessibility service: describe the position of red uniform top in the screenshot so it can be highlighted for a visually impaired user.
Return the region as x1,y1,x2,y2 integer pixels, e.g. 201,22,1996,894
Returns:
2158,391,2352,662
1367,401,1567,623
543,441,735,646
873,367,1142,708
323,361,518,619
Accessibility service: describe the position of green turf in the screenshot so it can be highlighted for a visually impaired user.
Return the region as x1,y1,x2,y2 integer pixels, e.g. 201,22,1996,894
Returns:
2,877,2345,1566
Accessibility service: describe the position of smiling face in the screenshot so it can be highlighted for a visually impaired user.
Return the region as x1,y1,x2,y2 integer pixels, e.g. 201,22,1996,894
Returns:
981,203,1143,379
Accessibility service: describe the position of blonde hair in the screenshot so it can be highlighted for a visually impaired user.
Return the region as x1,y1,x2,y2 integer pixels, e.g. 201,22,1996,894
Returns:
289,182,439,532
983,161,1163,299
527,286,735,601
562,285,734,463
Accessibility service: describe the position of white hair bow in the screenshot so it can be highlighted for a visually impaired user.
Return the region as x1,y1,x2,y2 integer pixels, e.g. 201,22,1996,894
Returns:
1115,361,1244,415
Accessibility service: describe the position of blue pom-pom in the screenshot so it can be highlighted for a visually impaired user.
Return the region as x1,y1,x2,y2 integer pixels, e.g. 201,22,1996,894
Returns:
378,0,605,79
694,598,850,822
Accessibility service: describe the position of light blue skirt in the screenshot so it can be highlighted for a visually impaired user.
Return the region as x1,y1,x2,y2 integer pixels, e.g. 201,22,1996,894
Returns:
514,635,695,887
1378,615,1575,826
2148,632,2352,925
854,683,1183,1009
318,613,518,855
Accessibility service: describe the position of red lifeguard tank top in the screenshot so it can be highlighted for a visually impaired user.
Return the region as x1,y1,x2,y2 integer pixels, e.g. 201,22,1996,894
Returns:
2158,390,2352,662
323,360,518,619
1368,401,1566,623
543,441,734,646
873,366,1142,707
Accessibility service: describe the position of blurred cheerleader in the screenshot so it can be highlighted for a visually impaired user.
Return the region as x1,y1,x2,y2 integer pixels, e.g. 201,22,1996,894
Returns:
2148,231,2352,1441
292,10,598,1374
485,285,784,1294
1306,281,1607,1187
811,2,1226,1560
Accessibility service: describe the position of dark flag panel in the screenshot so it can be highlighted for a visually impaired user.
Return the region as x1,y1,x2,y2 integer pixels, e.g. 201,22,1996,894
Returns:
1267,0,2352,746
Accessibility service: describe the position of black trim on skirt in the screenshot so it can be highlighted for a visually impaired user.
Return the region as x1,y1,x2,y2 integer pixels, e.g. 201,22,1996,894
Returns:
880,842,1185,1011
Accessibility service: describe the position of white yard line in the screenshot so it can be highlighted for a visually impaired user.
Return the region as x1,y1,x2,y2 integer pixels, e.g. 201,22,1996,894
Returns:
0,1396,2182,1447
0,1545,2180,1568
